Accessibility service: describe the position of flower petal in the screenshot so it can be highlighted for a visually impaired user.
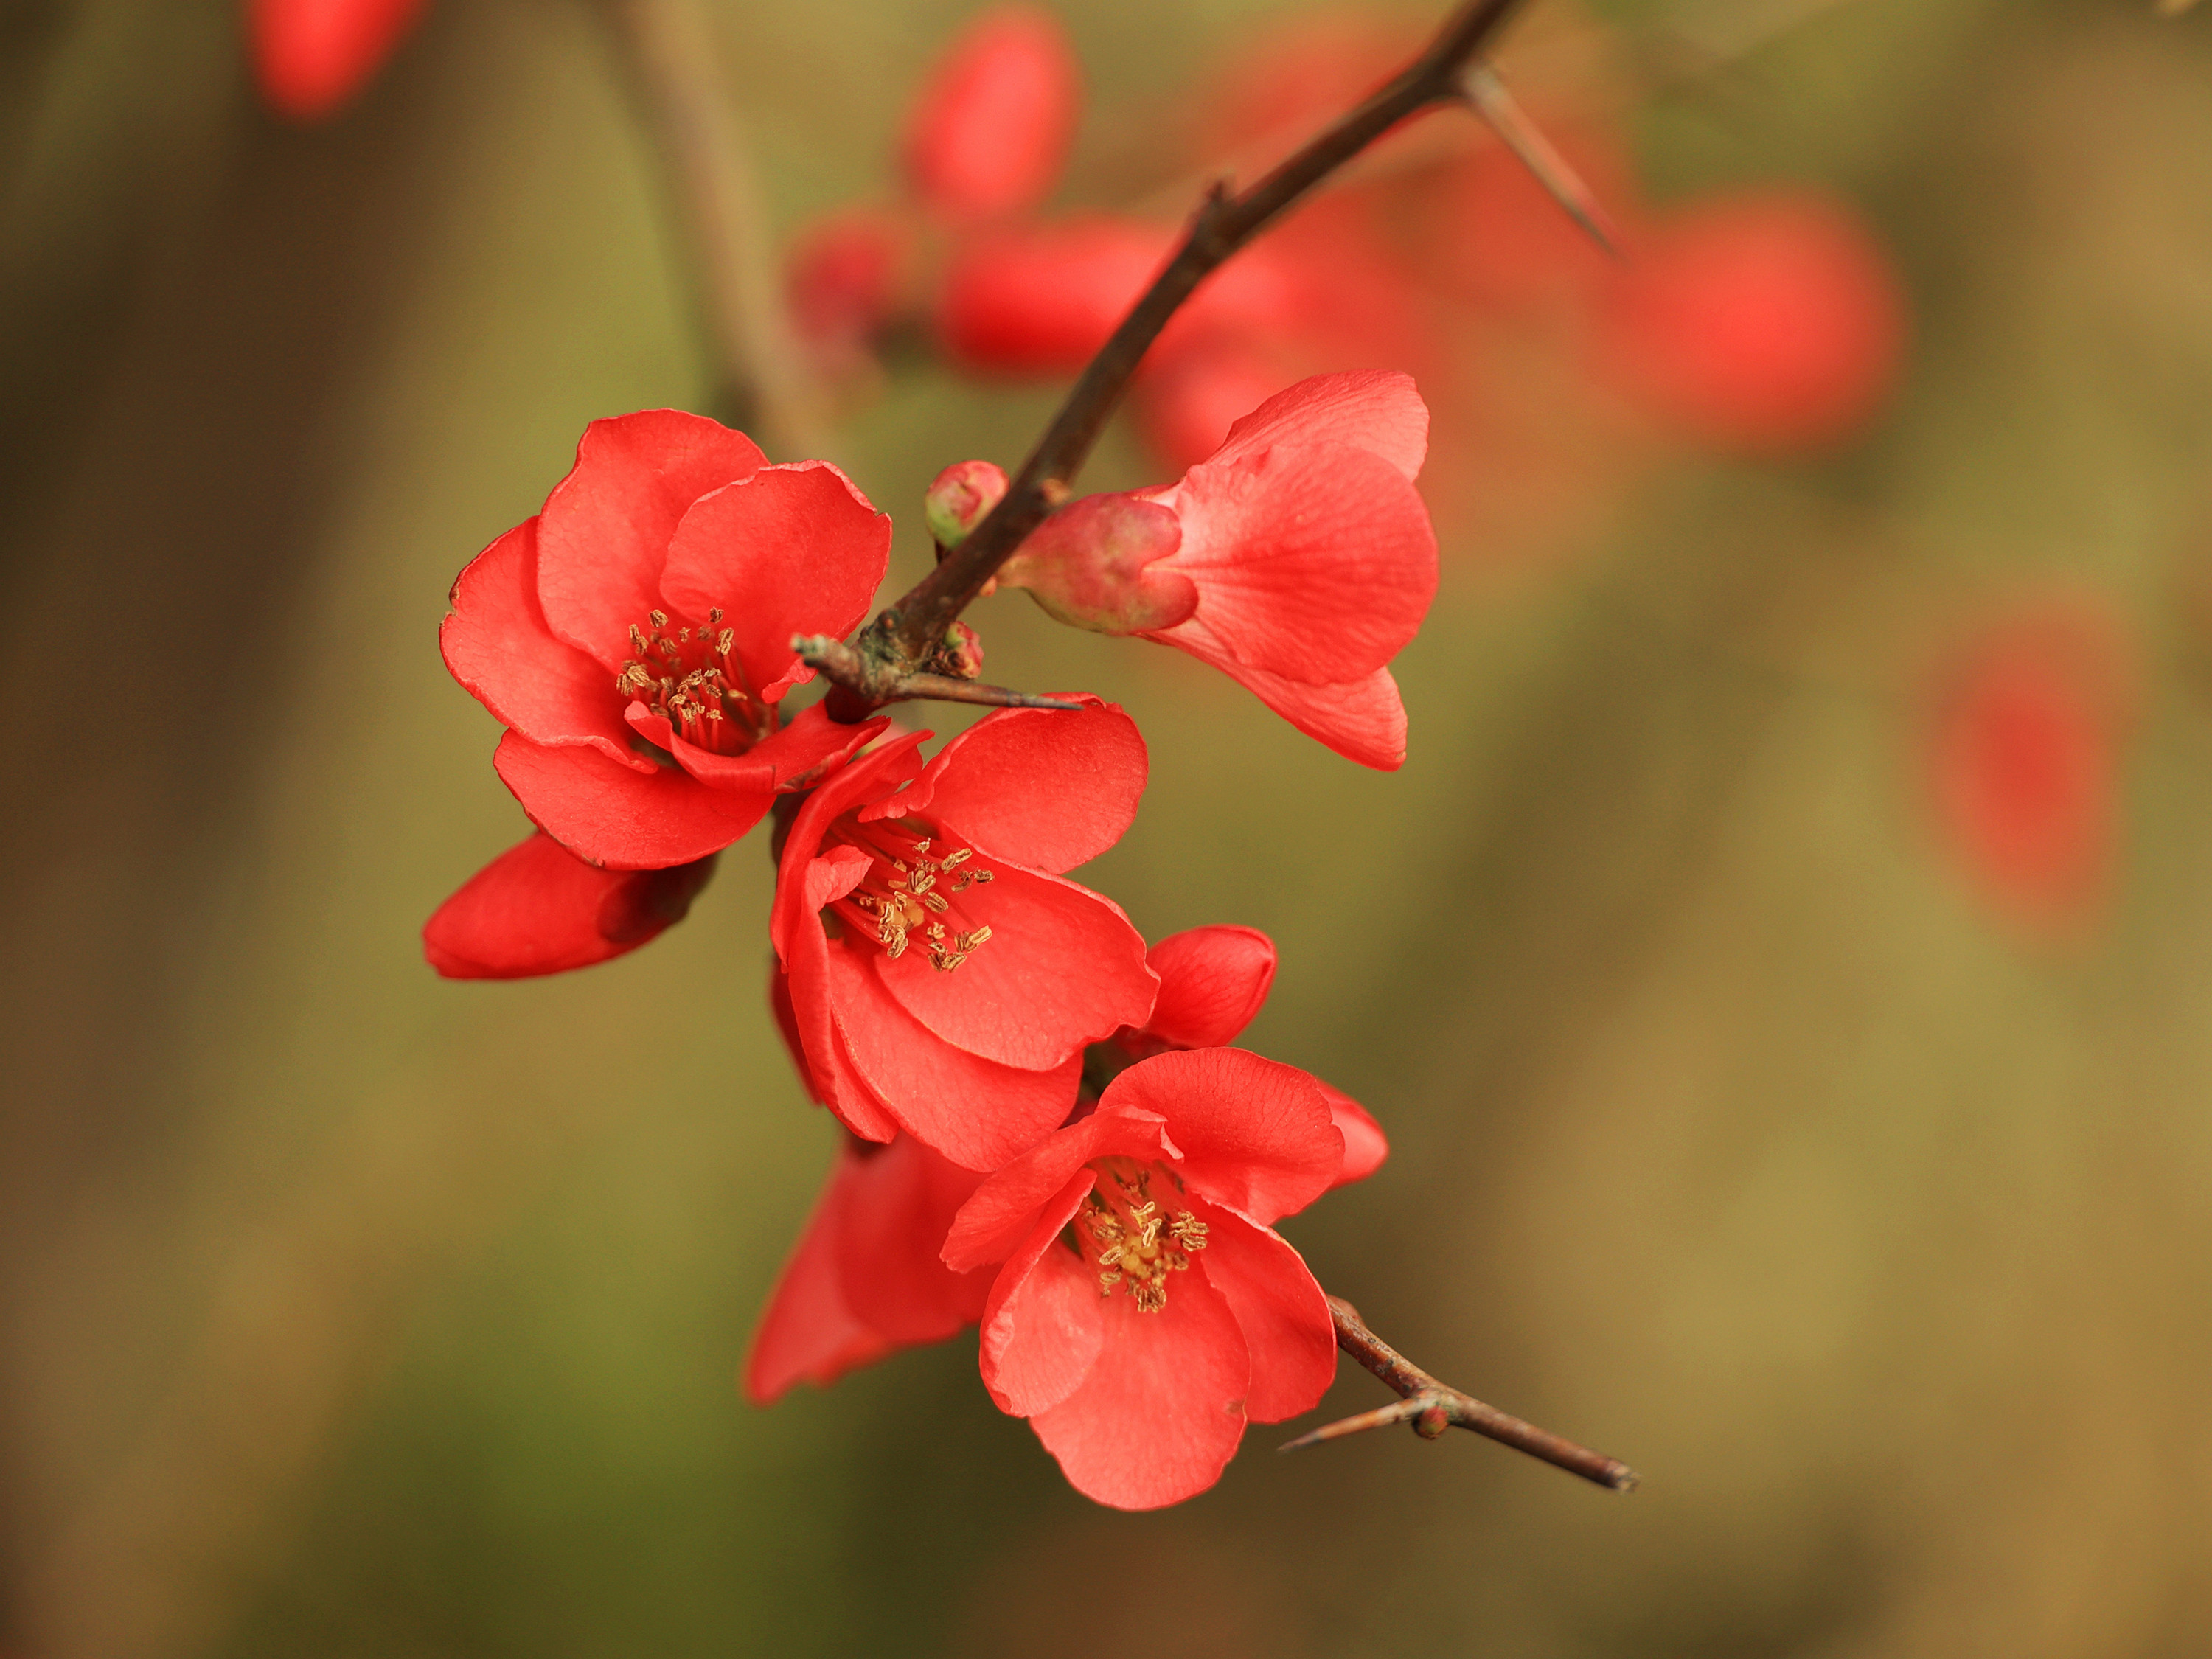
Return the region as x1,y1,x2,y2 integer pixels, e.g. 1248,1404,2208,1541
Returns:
657,461,891,704
1147,612,1408,770
422,832,715,979
872,865,1156,1070
439,518,645,768
1141,925,1276,1048
831,1135,995,1347
773,857,903,1143
535,410,768,669
1028,1250,1251,1509
742,1143,899,1403
942,1105,1166,1272
1158,442,1436,682
977,1172,1103,1417
1189,1205,1336,1423
1321,1083,1388,1188
1100,1048,1342,1226
904,703,1149,873
493,729,773,869
629,704,889,797
822,940,1081,1169
1205,369,1429,482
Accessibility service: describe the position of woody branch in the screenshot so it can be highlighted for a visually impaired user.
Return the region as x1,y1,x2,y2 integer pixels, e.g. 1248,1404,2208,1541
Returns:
801,0,1534,715
1282,1296,1639,1491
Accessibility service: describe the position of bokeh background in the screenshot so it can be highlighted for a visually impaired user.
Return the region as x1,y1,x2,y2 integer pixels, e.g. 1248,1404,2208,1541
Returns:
7,0,2212,1653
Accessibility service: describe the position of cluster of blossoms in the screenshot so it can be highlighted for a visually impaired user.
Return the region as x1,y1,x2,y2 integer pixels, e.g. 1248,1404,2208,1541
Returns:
425,369,1427,1507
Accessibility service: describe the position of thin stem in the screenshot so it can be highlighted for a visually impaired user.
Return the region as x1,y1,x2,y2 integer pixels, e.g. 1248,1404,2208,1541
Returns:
823,0,1532,707
791,636,1086,712
598,0,826,459
1281,1295,1640,1492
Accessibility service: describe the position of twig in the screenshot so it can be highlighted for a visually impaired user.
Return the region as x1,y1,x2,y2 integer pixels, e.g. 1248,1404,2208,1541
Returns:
792,636,1088,712
817,0,1535,717
1281,1295,1640,1492
1458,64,1621,257
597,0,827,458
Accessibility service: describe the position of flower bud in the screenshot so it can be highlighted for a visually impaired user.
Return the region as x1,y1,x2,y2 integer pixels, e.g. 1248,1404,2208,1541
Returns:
926,620,987,681
924,459,1009,551
902,6,1082,223
997,493,1198,635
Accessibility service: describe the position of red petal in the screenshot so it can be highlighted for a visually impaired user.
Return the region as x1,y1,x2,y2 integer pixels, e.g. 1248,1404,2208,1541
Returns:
1028,1248,1251,1509
976,1172,1102,1416
493,730,771,869
439,519,646,770
872,866,1156,1070
1205,369,1429,482
821,942,1080,1169
1141,925,1276,1048
833,1137,995,1346
743,1143,899,1403
1189,1206,1335,1423
1322,1084,1389,1188
630,704,888,797
1159,442,1436,682
535,411,768,669
902,6,1082,223
942,1105,1166,1272
1100,1048,1342,1226
1147,613,1408,769
251,0,430,121
906,703,1148,873
658,462,891,705
422,832,714,979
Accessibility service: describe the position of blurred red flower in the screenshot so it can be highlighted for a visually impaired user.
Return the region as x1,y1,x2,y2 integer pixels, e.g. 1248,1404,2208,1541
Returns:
1603,189,1907,456
1928,600,2132,938
770,703,1158,1170
902,5,1082,225
436,409,891,879
248,0,429,121
422,832,717,980
944,1047,1351,1509
1000,370,1438,768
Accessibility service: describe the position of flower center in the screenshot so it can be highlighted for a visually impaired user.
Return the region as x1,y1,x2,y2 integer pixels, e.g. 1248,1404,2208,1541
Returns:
1074,1157,1208,1312
614,606,770,755
822,815,998,973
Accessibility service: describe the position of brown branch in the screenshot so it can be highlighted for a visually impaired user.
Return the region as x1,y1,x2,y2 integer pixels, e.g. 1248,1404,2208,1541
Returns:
598,0,827,459
817,0,1534,714
1281,1295,1640,1492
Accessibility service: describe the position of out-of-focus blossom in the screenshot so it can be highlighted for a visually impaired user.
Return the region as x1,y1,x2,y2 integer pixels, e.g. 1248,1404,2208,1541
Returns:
902,5,1083,224
248,0,430,121
943,1047,1352,1509
771,703,1158,1170
435,410,891,879
999,371,1437,769
423,832,715,980
1603,189,1907,456
785,208,914,383
935,215,1171,375
744,1131,992,1402
1928,599,2132,938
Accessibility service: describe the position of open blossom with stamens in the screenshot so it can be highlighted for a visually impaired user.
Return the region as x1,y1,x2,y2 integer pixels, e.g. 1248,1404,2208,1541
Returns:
431,409,891,960
745,922,1387,1403
943,1047,1352,1509
997,370,1438,769
771,702,1158,1171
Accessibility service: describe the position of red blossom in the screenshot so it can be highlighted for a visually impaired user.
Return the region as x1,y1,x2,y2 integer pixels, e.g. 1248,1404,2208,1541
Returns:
423,831,716,980
785,207,914,380
1603,189,1906,456
248,0,430,122
934,215,1172,375
998,370,1439,769
943,1047,1351,1510
902,5,1083,225
436,409,891,884
770,703,1158,1170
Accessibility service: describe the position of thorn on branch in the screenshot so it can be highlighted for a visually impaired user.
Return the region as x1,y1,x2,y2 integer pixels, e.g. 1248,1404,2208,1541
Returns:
1458,63,1624,260
1281,1295,1640,1493
793,634,1087,714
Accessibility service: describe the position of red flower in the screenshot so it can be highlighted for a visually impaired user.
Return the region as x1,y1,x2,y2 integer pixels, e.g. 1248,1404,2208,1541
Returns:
437,409,891,876
1603,189,1906,456
934,216,1172,375
902,5,1082,225
771,702,1158,1170
998,370,1438,769
743,1131,992,1403
248,0,430,122
943,1047,1350,1509
423,832,717,980
1928,599,2131,939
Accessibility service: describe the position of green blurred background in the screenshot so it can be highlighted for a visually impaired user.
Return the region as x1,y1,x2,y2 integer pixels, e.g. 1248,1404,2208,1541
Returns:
7,0,2212,1653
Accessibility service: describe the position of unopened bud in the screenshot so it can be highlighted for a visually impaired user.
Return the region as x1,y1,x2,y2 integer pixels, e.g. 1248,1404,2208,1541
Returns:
925,459,1009,552
996,492,1198,636
925,620,987,681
